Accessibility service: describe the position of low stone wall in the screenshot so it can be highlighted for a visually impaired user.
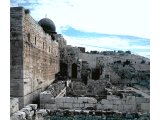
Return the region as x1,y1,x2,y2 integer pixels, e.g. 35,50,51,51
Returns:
10,97,19,115
40,95,149,113
10,104,37,120
35,109,150,120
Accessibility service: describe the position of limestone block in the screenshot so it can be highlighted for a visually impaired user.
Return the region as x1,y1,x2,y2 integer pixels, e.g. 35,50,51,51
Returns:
56,102,63,108
79,103,85,108
113,99,122,105
12,111,26,120
24,105,32,111
45,104,57,110
40,91,53,103
84,103,94,108
28,104,37,110
20,107,31,118
63,103,73,109
72,103,79,108
55,97,65,103
121,100,126,105
73,97,78,103
77,97,88,103
10,97,19,114
123,105,136,112
117,104,124,112
126,96,136,105
101,99,109,105
36,109,48,117
65,97,74,103
136,97,150,104
87,97,97,104
96,103,103,110
141,103,150,113
112,105,118,111
103,104,113,110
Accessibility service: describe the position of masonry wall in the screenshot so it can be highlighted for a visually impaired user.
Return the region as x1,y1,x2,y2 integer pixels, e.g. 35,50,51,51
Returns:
10,7,60,108
10,7,24,100
40,94,150,113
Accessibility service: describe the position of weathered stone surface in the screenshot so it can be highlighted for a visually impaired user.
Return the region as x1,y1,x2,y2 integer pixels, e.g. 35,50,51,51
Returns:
28,104,38,110
10,97,19,115
141,103,150,113
63,103,73,108
10,7,59,109
11,111,26,120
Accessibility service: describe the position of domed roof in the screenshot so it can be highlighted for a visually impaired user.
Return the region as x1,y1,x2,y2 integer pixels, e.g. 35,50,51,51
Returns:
38,18,56,34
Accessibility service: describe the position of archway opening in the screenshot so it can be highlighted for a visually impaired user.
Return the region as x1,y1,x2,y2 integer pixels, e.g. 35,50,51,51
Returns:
72,63,77,78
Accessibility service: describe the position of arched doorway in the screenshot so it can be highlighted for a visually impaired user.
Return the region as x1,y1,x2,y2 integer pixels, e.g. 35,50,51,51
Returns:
72,63,77,78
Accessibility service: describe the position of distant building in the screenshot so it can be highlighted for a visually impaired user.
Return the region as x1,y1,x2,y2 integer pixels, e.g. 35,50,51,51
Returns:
78,47,85,53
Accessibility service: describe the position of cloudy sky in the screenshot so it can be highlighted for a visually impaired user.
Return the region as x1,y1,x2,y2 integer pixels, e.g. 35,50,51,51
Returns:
10,0,149,58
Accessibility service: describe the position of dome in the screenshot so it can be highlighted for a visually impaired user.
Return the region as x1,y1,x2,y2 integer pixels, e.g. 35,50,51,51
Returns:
38,18,56,34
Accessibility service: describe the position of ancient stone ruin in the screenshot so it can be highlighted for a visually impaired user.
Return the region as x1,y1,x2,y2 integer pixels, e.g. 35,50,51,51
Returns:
10,7,150,120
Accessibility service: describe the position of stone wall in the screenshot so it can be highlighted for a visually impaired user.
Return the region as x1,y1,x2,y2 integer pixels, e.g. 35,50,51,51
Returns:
10,7,60,108
10,104,37,120
10,97,19,115
68,80,110,96
40,95,149,113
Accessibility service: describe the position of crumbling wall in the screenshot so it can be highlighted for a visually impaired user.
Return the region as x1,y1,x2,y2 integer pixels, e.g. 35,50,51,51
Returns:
40,94,149,113
10,104,37,120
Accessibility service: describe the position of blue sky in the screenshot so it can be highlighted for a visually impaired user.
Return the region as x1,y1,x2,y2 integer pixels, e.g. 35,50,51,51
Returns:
10,0,149,58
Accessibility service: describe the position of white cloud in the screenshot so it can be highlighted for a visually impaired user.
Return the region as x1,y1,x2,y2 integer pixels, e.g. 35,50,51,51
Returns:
63,35,149,57
17,0,149,38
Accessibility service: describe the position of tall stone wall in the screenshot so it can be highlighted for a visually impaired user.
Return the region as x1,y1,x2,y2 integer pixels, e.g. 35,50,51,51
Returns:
10,7,24,99
10,7,60,108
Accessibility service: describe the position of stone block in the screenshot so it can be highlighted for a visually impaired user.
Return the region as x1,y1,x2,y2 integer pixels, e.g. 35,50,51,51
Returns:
65,97,74,103
136,97,150,104
36,109,48,117
87,97,97,104
123,105,136,112
96,103,103,110
112,105,118,111
12,111,26,120
77,97,88,103
55,97,65,103
141,103,150,113
40,91,53,103
73,97,78,103
126,96,136,104
101,99,109,105
103,104,113,110
10,97,19,114
63,103,73,109
117,104,124,112
28,104,38,110
72,103,79,108
113,99,122,105
45,104,57,110
79,103,85,108
84,103,94,108
56,102,64,108
20,107,31,119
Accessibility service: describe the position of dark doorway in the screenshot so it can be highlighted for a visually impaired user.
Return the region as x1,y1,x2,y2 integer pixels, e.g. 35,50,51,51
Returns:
60,63,68,77
92,68,100,80
72,63,77,78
